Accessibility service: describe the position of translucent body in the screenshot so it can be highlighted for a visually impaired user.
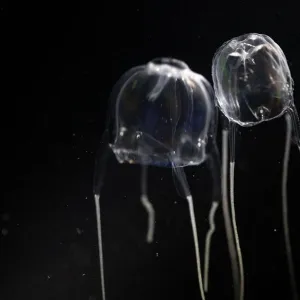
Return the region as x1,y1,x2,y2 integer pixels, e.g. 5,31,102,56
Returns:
212,33,294,126
110,58,216,167
212,33,300,300
94,58,221,300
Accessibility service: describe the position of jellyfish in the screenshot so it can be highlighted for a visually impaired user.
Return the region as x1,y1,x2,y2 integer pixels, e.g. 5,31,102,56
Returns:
212,33,300,300
93,57,222,300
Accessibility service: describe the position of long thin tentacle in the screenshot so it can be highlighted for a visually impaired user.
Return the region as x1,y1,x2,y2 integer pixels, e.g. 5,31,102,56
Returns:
173,166,206,300
288,104,300,152
204,201,219,292
229,122,244,300
94,194,106,300
222,129,240,300
283,114,299,300
204,142,221,292
230,161,244,300
93,132,112,300
140,164,155,243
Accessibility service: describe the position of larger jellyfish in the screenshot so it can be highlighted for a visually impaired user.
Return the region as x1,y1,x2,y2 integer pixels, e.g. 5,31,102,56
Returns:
212,33,300,300
93,58,222,300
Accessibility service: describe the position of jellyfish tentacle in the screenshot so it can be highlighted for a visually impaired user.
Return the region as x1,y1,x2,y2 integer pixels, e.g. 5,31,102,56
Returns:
204,201,219,292
283,114,299,300
140,163,155,243
172,166,187,199
94,194,106,300
94,131,112,196
229,122,236,163
229,123,245,300
222,129,240,300
173,165,206,300
93,131,112,300
207,141,222,204
287,104,300,152
204,142,221,292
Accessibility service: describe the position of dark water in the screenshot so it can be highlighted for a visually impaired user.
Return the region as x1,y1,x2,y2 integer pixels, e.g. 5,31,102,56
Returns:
2,2,300,300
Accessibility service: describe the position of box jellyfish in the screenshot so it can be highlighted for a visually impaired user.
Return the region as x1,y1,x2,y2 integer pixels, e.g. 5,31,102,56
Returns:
212,33,300,300
93,58,223,300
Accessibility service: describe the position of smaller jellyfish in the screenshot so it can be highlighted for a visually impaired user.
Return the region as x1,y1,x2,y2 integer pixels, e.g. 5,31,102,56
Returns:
212,33,300,300
93,57,221,300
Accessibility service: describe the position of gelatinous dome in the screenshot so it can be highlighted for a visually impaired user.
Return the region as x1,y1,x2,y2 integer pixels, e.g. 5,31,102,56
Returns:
108,58,216,167
212,33,294,126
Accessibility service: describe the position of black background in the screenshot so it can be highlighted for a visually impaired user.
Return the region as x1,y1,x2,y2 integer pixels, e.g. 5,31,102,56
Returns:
2,2,300,300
